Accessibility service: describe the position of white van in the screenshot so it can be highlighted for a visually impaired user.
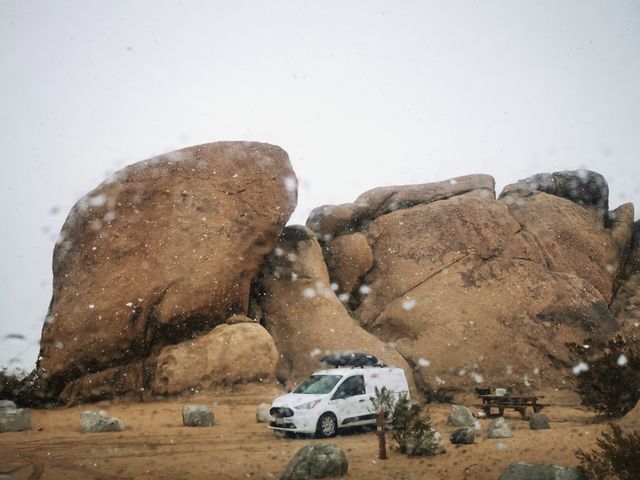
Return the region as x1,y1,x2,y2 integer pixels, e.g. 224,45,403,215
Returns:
268,365,410,437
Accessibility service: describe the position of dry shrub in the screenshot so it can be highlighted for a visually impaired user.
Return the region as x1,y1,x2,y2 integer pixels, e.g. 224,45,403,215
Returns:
566,335,640,418
576,424,640,480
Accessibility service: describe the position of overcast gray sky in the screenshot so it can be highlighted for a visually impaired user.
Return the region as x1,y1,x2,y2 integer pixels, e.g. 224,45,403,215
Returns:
1,0,639,371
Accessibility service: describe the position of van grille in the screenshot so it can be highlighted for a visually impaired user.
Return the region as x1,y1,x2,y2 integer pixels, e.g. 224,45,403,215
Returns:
270,407,294,418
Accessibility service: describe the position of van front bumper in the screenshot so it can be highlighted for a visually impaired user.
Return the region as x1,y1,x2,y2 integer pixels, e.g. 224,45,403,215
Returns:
268,410,318,434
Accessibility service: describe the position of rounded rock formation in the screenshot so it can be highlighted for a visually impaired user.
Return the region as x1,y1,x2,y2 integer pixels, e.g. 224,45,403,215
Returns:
153,323,278,394
38,141,296,399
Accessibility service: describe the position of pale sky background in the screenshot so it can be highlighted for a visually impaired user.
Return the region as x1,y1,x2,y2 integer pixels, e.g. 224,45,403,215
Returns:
1,0,639,372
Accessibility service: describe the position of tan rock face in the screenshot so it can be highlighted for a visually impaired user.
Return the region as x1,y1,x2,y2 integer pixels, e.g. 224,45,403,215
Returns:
309,171,633,397
322,233,373,294
256,226,415,390
611,219,640,347
38,142,296,396
153,323,278,394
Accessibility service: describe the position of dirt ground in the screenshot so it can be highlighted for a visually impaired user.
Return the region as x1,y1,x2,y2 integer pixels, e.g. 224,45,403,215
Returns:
0,386,608,480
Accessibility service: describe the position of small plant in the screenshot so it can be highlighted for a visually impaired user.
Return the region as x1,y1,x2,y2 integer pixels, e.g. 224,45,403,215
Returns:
390,395,441,456
566,335,640,418
576,424,640,480
370,386,395,418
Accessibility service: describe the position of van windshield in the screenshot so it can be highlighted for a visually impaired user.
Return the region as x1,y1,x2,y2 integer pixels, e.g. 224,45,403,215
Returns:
293,375,342,394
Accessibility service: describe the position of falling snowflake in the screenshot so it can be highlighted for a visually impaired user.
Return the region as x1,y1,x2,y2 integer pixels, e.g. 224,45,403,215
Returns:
359,285,372,295
302,288,316,299
572,361,589,375
402,298,416,311
418,358,431,367
617,354,628,366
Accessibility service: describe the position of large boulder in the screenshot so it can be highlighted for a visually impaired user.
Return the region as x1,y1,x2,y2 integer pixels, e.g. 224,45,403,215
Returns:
309,171,632,397
307,174,495,237
153,323,278,394
256,226,414,388
79,410,124,433
281,444,348,480
498,461,587,480
0,408,32,433
38,142,296,398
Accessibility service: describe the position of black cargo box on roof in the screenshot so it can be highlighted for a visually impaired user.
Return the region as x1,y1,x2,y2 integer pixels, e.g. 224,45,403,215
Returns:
321,352,381,367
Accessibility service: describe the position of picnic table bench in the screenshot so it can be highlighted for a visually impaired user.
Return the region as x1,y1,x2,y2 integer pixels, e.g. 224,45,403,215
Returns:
473,394,548,419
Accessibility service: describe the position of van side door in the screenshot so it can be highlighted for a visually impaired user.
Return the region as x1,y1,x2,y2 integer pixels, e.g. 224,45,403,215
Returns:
330,374,374,426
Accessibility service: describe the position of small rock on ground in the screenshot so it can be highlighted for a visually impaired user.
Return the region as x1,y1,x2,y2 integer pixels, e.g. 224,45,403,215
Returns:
486,417,513,439
80,410,123,433
182,405,215,427
281,444,348,480
450,427,475,444
447,404,476,427
529,413,550,430
256,403,271,423
0,408,32,432
498,461,587,480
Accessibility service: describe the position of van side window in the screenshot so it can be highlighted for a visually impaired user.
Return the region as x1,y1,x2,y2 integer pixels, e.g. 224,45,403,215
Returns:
332,375,365,399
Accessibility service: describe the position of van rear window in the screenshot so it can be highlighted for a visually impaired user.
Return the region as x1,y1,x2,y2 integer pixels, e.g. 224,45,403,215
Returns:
293,375,342,394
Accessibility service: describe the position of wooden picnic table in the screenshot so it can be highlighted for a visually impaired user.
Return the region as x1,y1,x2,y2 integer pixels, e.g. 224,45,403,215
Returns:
474,394,547,418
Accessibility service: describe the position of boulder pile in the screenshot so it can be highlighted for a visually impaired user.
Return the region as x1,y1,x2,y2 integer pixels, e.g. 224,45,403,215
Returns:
33,140,639,405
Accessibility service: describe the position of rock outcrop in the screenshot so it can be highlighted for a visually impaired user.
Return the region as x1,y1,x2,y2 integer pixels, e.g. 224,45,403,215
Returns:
256,226,414,388
153,323,278,394
308,170,633,397
38,142,296,399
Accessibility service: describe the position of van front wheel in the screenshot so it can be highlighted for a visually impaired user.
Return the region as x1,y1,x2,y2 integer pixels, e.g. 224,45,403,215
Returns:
316,413,337,438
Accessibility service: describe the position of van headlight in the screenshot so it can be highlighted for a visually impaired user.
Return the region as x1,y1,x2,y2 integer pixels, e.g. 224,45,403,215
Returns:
294,399,321,410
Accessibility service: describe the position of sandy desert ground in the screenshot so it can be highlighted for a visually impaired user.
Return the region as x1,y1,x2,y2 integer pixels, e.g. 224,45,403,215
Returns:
0,385,608,480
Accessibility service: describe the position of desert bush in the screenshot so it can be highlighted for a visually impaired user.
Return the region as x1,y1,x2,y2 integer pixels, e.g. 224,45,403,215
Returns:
0,368,50,407
389,395,440,456
576,424,640,480
370,386,395,417
566,335,640,418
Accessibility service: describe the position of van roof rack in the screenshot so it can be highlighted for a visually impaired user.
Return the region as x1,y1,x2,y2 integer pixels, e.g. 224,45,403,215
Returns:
321,352,384,368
